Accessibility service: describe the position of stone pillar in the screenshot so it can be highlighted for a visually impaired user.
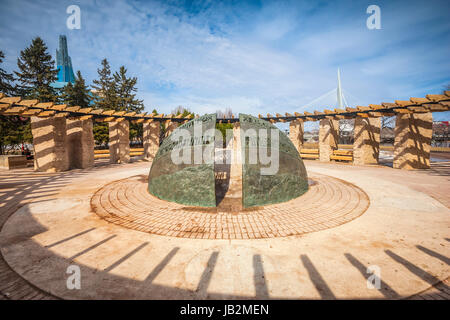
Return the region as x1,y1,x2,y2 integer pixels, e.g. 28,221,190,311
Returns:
30,116,69,172
289,120,304,153
319,118,338,162
165,121,179,138
393,113,432,170
143,121,160,160
353,117,380,165
67,118,94,169
109,120,130,164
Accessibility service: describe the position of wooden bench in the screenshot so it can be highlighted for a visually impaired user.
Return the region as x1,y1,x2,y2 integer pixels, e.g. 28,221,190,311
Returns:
94,148,144,159
299,148,353,162
330,149,353,161
300,148,319,160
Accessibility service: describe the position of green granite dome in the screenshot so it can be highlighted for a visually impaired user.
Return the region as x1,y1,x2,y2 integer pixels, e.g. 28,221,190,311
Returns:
148,114,217,207
239,114,308,207
148,113,308,208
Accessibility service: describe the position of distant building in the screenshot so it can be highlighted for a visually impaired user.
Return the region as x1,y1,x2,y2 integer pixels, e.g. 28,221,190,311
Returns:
432,121,449,147
51,35,75,89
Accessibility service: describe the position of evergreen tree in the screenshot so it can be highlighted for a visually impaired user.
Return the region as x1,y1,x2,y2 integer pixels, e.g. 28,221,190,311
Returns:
113,66,144,142
93,123,109,147
61,81,74,105
15,37,57,102
0,51,15,95
62,71,91,107
91,59,116,146
91,58,115,110
113,66,144,113
0,50,31,154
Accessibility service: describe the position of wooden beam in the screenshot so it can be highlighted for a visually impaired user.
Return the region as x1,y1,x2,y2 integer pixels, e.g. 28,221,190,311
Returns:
2,106,27,114
394,100,414,107
90,109,105,115
381,102,397,109
0,97,21,104
410,97,431,104
34,102,54,109
0,103,10,110
407,106,429,113
51,104,68,111
16,99,38,107
36,110,56,117
20,108,41,116
65,106,81,112
393,108,412,114
78,108,93,113
421,103,448,111
426,94,449,102
56,112,70,118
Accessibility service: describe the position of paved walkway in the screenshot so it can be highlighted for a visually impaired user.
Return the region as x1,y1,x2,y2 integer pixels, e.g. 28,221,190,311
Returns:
0,160,449,299
91,173,368,239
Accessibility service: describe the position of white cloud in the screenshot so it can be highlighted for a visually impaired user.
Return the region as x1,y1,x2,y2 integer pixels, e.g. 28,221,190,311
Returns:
0,0,449,121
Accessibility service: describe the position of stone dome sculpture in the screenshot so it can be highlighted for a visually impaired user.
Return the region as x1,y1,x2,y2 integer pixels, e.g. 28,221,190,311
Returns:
148,113,308,208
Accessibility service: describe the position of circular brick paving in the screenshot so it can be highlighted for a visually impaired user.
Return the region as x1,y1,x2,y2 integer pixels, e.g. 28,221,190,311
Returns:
90,173,369,239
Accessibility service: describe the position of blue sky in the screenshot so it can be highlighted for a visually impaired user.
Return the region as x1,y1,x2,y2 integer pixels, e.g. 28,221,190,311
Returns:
0,0,449,123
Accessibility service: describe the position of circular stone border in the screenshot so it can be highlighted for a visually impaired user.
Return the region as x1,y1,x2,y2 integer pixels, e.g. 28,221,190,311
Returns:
90,173,369,239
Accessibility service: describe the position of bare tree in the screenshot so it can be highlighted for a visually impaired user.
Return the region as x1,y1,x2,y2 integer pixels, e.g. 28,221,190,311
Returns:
339,119,354,144
381,116,395,129
216,107,233,119
171,105,188,115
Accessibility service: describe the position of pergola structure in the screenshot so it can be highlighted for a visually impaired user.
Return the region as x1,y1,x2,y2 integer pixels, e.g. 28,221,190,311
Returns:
0,91,449,172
